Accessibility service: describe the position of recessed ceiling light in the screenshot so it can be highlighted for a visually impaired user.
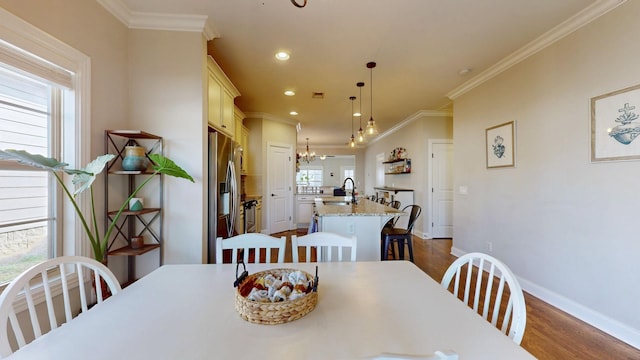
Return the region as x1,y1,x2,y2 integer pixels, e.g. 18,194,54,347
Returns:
458,67,472,76
284,90,295,96
275,51,290,61
354,112,361,117
290,111,298,116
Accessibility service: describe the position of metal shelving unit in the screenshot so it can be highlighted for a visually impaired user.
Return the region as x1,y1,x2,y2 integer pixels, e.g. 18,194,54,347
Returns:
104,130,163,284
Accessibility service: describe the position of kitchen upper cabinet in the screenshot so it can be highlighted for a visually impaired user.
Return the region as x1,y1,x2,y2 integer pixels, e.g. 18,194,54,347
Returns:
234,105,244,142
207,56,240,137
234,106,249,174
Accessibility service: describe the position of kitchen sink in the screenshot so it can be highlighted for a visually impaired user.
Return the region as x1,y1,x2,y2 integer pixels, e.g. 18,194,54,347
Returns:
322,200,351,205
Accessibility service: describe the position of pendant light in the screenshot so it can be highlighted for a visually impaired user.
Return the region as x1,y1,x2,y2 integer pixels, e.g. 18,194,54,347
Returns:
356,82,366,143
349,96,356,148
365,61,379,136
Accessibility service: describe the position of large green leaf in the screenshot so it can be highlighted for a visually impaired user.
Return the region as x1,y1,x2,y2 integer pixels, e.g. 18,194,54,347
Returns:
0,149,68,171
72,154,116,195
149,154,195,182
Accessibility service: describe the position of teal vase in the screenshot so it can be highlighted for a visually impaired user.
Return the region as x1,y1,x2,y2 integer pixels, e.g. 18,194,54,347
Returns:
122,146,148,171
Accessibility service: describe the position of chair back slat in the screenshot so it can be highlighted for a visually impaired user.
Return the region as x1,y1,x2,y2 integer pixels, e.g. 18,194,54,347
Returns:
0,256,121,357
292,232,357,262
41,270,57,332
60,264,73,323
23,283,41,339
481,262,496,319
491,275,507,326
77,265,88,313
441,252,527,345
216,234,287,264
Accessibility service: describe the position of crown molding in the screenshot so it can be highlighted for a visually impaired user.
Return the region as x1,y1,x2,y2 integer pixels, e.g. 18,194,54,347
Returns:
97,0,219,40
244,112,298,126
368,110,452,145
446,0,627,100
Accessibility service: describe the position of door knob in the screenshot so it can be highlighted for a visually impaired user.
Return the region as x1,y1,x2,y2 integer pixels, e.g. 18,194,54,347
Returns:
271,193,276,197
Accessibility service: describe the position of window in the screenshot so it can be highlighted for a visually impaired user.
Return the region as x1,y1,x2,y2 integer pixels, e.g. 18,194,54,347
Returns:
0,63,64,284
0,8,90,285
296,166,323,187
341,166,355,190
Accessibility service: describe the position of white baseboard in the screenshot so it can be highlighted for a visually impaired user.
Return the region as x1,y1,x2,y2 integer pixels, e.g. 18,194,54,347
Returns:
518,277,640,350
449,247,640,350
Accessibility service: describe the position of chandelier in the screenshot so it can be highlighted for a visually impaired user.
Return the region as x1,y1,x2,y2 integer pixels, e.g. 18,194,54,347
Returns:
299,137,316,163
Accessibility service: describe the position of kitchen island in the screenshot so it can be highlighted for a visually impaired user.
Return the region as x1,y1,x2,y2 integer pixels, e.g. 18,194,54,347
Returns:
314,197,405,261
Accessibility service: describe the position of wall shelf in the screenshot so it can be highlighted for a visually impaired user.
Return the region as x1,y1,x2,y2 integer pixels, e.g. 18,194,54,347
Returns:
383,158,411,174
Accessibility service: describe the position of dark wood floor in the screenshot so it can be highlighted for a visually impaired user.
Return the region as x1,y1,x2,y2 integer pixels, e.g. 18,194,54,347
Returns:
274,230,640,359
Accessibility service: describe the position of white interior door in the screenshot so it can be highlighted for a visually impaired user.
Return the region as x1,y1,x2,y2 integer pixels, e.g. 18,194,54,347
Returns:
267,143,293,233
431,142,453,238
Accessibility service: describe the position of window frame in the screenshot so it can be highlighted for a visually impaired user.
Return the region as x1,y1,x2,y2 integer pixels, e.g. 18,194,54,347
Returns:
0,8,91,292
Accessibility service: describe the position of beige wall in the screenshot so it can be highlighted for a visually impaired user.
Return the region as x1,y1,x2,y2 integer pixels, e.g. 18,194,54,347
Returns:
0,0,130,278
0,2,207,275
364,112,453,237
245,115,297,233
127,29,207,268
452,0,640,345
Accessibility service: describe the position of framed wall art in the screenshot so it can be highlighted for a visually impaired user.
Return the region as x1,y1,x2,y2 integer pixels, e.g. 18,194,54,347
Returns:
591,84,640,162
486,121,515,168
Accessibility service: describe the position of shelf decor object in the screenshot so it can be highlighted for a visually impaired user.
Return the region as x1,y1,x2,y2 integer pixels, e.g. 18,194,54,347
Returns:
486,121,515,168
121,145,148,171
591,83,640,162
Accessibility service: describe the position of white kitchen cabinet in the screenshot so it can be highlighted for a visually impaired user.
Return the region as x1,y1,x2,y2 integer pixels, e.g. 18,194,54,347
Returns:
207,56,240,137
296,195,316,228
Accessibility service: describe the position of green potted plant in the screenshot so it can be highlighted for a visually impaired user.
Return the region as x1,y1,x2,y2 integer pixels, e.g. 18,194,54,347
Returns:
0,149,194,263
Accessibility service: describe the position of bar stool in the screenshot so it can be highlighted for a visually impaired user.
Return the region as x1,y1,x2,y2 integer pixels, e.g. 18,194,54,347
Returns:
381,205,421,262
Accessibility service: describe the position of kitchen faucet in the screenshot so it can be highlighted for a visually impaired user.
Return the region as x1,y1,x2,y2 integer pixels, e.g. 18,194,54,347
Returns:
342,177,357,204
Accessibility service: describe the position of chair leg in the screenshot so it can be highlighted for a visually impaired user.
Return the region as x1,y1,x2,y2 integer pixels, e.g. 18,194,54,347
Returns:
406,237,414,263
397,239,405,260
389,240,396,260
382,237,390,261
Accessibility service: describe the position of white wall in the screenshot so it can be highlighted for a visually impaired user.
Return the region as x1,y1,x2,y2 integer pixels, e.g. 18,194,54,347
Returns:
452,1,640,346
364,112,453,237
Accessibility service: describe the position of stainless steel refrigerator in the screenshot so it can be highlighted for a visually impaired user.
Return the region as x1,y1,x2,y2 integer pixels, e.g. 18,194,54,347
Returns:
208,129,242,263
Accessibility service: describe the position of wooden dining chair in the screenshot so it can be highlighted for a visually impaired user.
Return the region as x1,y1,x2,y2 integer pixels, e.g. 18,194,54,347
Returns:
440,252,527,345
0,256,121,357
291,232,357,262
216,233,286,264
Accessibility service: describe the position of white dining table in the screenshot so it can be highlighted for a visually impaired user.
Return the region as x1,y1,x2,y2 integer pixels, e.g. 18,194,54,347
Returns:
7,261,535,360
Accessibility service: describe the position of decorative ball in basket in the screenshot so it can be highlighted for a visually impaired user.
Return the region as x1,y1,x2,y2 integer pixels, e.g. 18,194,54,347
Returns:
233,262,318,325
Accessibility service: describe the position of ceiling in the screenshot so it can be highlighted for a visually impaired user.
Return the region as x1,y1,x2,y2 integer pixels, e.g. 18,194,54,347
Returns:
112,0,597,148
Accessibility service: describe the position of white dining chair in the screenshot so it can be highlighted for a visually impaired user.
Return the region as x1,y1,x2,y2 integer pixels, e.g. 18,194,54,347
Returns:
291,232,357,262
0,256,121,357
440,252,527,345
216,233,286,264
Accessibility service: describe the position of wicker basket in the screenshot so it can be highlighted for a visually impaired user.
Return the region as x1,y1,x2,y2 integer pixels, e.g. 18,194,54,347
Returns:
235,268,318,325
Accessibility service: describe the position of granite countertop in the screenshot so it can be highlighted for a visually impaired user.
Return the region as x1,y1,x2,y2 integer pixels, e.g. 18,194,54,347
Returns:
315,197,405,217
